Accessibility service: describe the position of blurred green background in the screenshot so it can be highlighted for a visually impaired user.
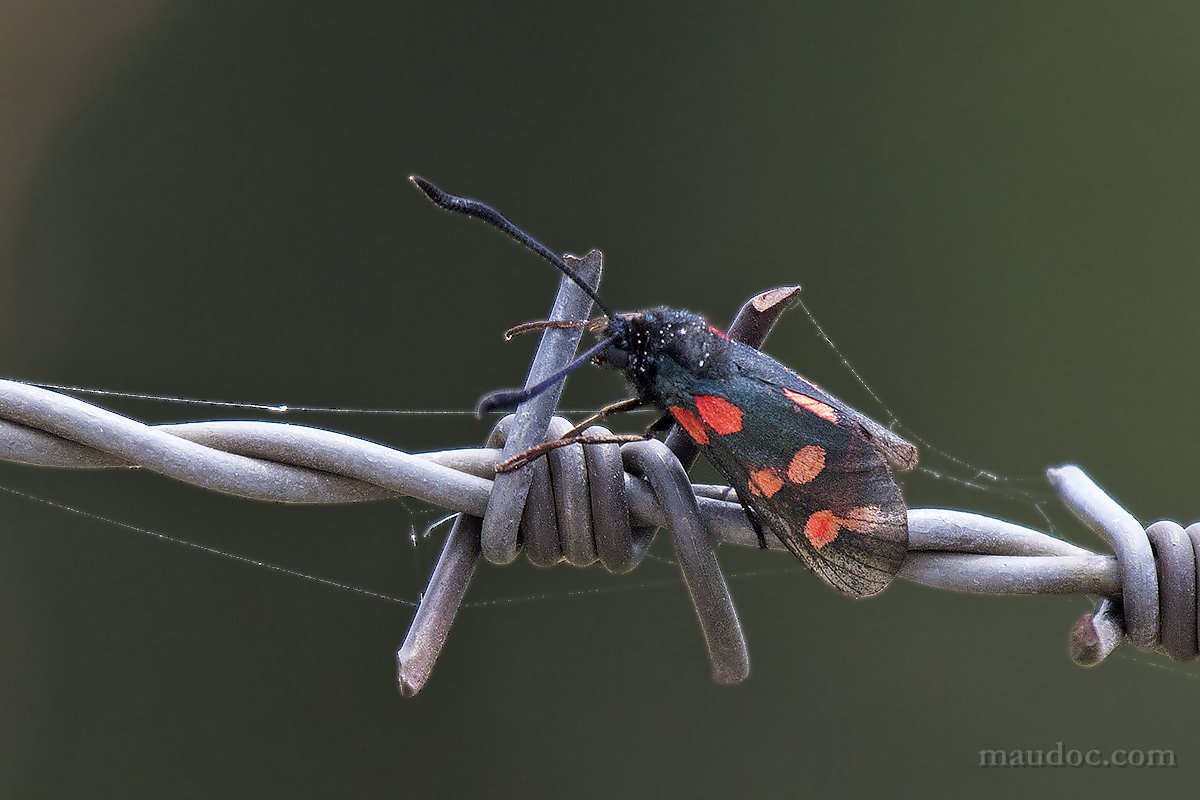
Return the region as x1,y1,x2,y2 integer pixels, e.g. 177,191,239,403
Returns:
2,2,1198,797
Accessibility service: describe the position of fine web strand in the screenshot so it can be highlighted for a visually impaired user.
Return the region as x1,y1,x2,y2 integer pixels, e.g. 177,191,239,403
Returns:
1112,650,1200,680
22,380,632,416
793,295,1057,513
0,481,766,612
459,566,799,609
0,482,418,607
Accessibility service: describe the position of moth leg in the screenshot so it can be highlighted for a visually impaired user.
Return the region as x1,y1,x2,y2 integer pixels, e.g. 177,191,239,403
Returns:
496,433,649,473
562,397,645,439
723,484,769,549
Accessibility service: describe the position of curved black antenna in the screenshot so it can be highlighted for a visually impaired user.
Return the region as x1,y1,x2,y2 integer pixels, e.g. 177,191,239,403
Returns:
409,175,615,319
475,335,617,417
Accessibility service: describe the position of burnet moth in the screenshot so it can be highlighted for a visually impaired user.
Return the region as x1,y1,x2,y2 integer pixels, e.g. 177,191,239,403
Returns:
411,176,917,597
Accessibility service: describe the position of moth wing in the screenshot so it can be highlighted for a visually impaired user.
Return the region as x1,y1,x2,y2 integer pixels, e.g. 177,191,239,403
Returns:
695,344,909,597
707,433,908,597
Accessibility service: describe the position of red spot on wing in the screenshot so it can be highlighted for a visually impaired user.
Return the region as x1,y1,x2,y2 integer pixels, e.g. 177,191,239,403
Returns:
804,510,839,548
706,324,728,339
786,445,826,484
695,395,743,435
669,406,709,445
782,387,840,424
748,467,784,498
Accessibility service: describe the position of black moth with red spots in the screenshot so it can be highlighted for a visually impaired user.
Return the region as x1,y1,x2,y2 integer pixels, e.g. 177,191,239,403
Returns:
411,177,916,598
592,308,912,597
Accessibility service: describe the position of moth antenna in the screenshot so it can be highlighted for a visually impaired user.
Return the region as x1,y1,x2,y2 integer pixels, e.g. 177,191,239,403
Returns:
409,175,615,319
503,316,608,340
504,319,589,341
476,335,617,417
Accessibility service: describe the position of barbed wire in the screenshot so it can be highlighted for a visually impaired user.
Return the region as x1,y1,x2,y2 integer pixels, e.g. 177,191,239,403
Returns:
1,254,1194,694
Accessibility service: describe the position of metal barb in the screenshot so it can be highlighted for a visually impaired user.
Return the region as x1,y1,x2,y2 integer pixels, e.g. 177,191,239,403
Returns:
481,250,603,564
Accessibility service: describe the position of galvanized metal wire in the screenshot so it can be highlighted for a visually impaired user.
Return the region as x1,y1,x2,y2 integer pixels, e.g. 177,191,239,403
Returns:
1,254,1194,694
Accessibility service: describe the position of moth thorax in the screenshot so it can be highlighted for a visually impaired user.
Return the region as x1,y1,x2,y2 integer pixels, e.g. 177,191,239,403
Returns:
598,308,730,398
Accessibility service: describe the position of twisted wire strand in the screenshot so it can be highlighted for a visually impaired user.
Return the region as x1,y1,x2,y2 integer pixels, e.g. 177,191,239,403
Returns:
1,274,1194,693
0,381,1120,590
